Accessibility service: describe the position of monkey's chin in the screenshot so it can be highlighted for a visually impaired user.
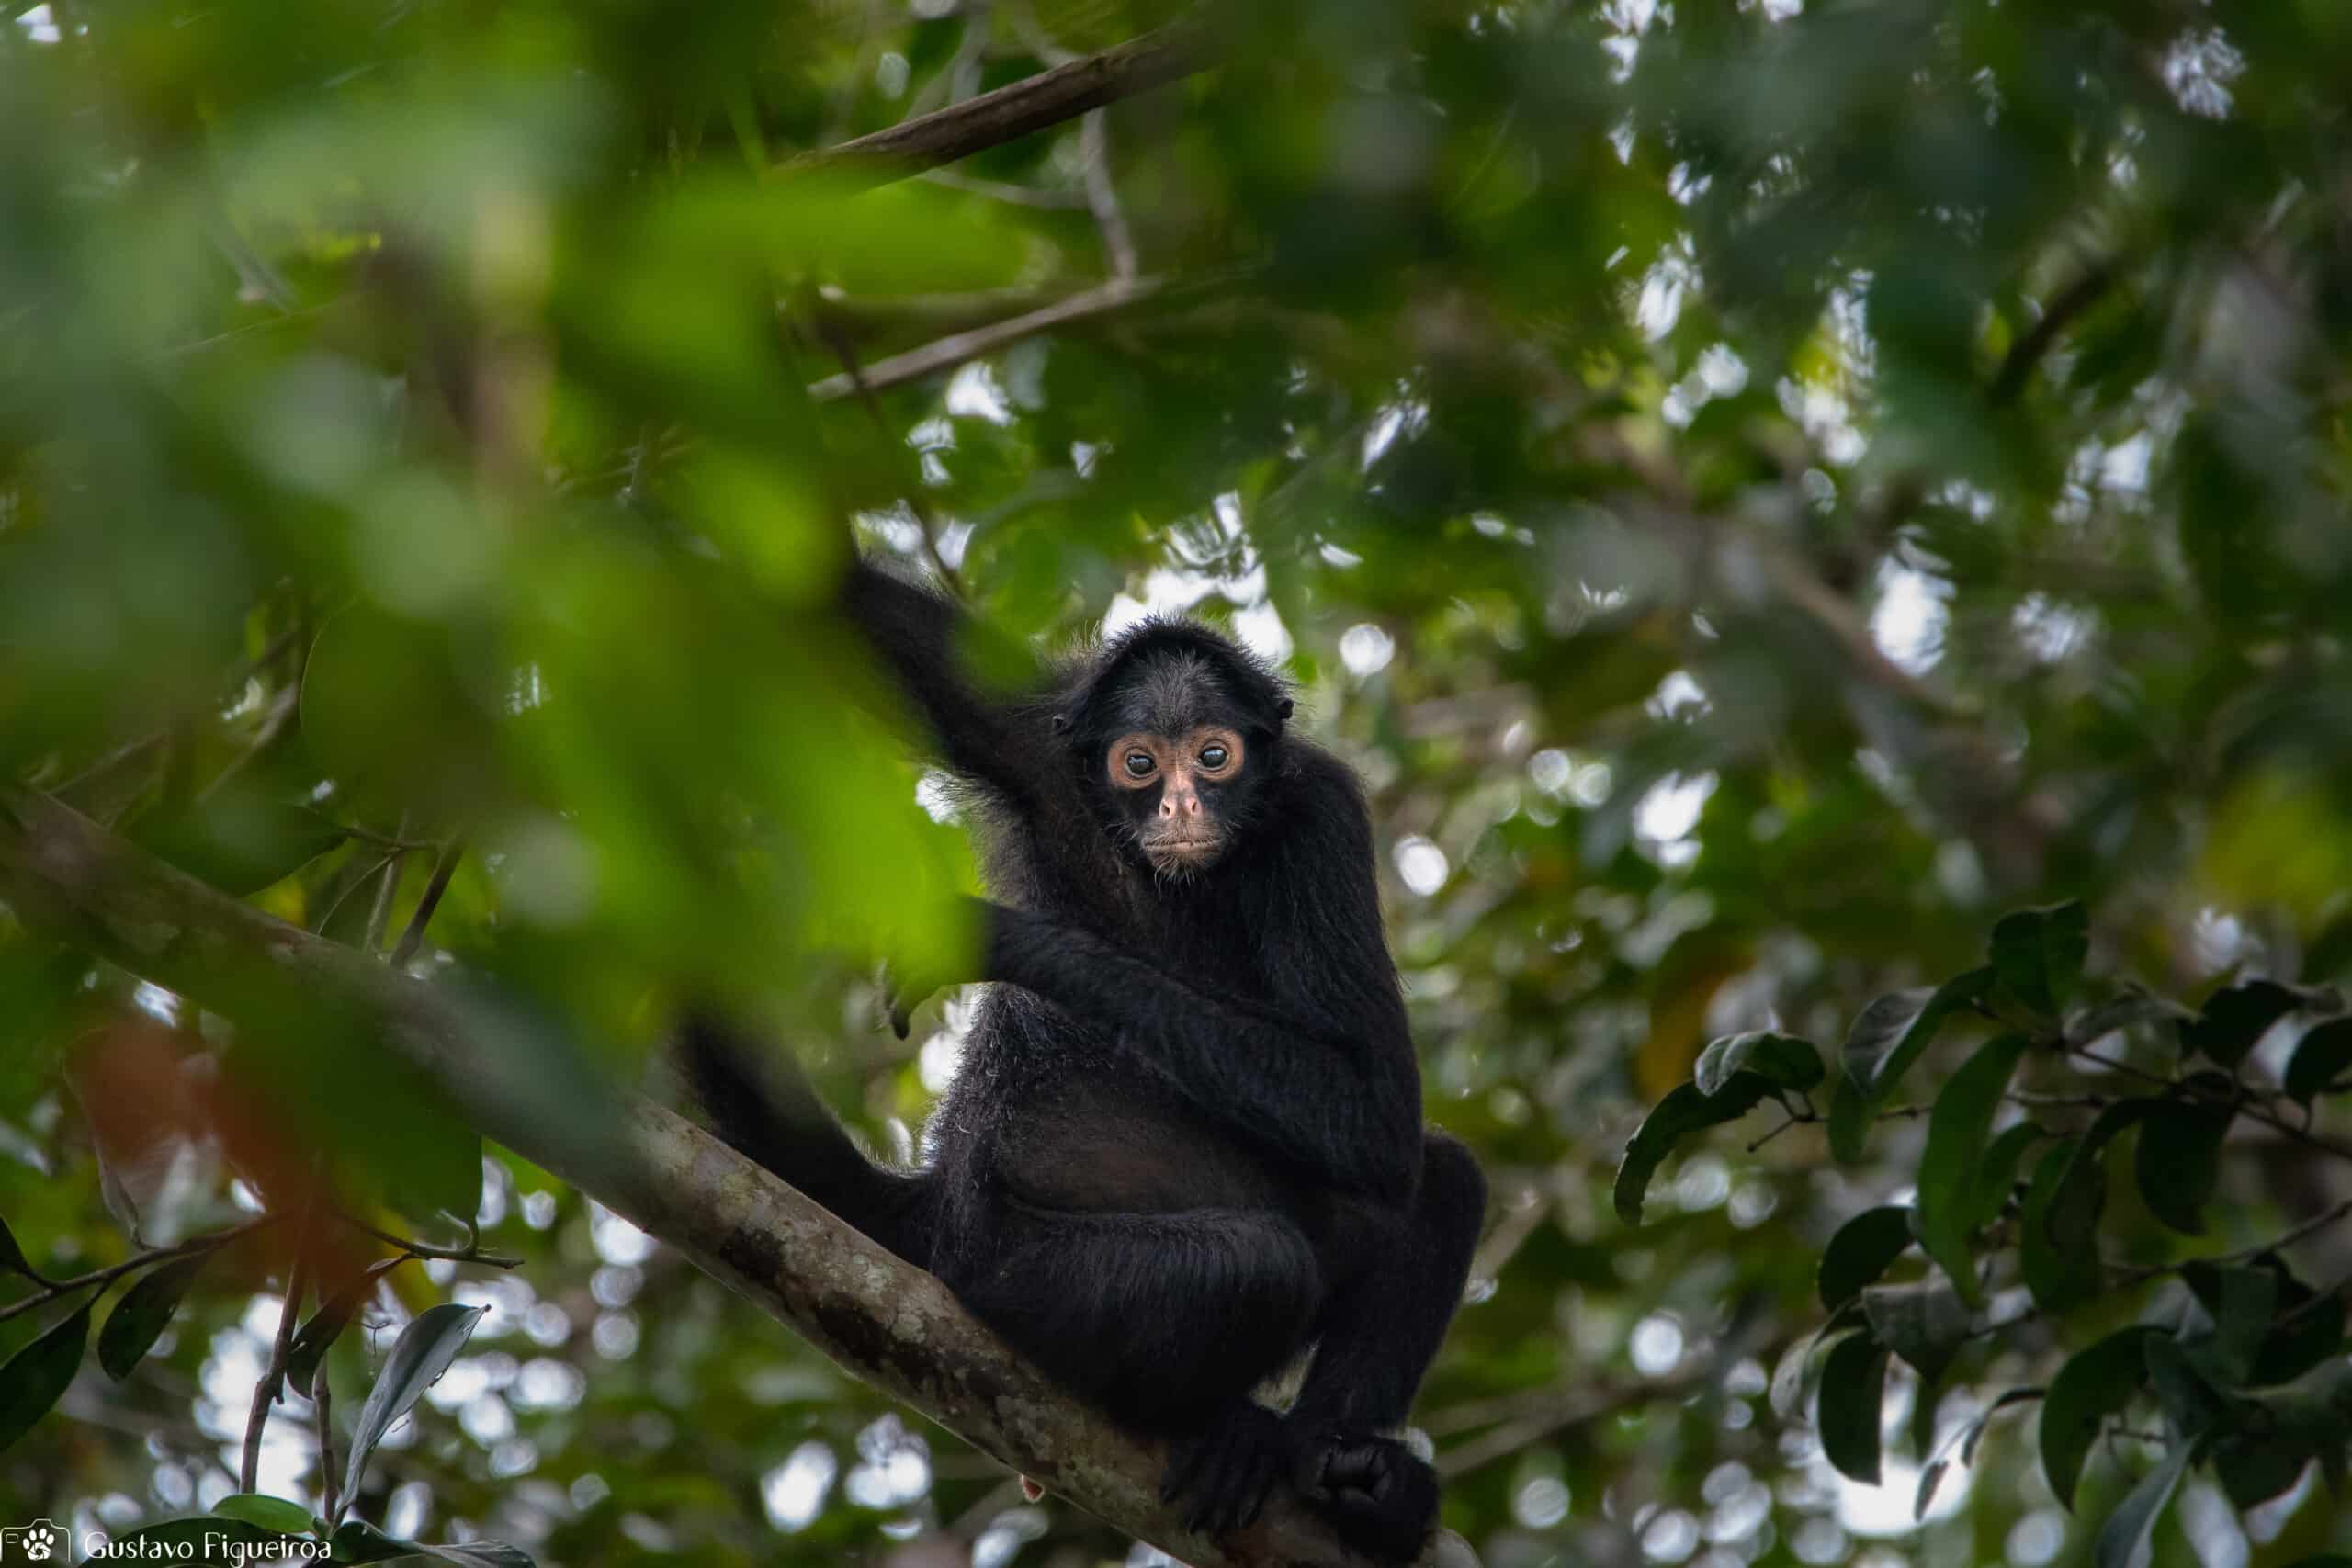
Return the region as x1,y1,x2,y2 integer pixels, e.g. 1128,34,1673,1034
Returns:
1141,835,1226,876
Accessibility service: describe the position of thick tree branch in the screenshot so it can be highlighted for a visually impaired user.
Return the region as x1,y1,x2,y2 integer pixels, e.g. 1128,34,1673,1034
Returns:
781,21,1217,191
0,784,1476,1568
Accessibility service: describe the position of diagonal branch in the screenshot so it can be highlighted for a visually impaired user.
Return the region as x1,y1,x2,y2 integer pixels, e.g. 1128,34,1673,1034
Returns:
808,274,1167,400
0,784,1475,1568
782,20,1218,191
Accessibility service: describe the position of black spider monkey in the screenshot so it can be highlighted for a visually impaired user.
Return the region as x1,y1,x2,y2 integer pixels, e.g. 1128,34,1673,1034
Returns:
684,558,1485,1563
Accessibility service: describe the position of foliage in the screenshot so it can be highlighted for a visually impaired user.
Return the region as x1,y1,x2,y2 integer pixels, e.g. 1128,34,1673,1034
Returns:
1623,901,2352,1561
2,0,2350,1564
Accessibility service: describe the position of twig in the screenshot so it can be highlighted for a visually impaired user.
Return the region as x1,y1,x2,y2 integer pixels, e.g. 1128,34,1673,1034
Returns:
241,1193,316,1495
0,1219,273,1325
1080,110,1138,281
777,20,1216,191
390,836,466,968
333,1212,522,1269
1989,261,2118,406
808,274,1166,401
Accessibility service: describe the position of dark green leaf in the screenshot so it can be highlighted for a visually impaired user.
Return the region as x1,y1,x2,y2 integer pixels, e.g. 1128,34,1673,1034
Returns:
340,1303,487,1507
2092,1442,2192,1568
212,1495,319,1533
331,1520,417,1562
422,1543,537,1568
2019,1137,2105,1315
98,1252,209,1379
2041,1326,2157,1510
2132,1100,2232,1235
101,1518,300,1558
1861,1279,1970,1385
1990,902,2086,1021
381,1115,484,1234
1826,1073,1871,1163
1817,1332,1890,1485
1841,967,1993,1100
2143,1333,2225,1435
131,797,351,896
1916,1034,2029,1307
1613,1075,1778,1225
2071,989,2192,1046
2178,980,2305,1069
2177,1265,2278,1389
288,1274,379,1401
1819,1205,1916,1311
1694,1031,1823,1096
0,1216,37,1281
0,1300,92,1455
1971,1121,2047,1230
2212,1429,2316,1510
2248,1269,2346,1387
2283,1018,2352,1102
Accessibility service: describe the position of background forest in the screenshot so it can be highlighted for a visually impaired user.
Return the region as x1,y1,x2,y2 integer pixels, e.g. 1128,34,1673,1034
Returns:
3,1,2350,1566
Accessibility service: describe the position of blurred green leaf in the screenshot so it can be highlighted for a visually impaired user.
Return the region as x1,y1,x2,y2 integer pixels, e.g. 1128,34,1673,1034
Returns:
2177,980,2307,1069
2282,1018,2352,1102
2132,1100,2231,1235
131,796,349,896
341,1303,487,1508
2091,1441,2191,1568
1842,967,1992,1100
1860,1279,1968,1385
0,1299,91,1455
212,1495,318,1533
2019,1135,2105,1315
97,1252,209,1379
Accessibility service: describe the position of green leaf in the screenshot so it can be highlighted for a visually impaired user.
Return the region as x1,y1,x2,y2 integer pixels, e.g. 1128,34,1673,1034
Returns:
1916,1034,2030,1307
2132,1100,2232,1235
1971,1121,2047,1230
98,1252,209,1379
0,1299,92,1455
288,1273,379,1401
381,1115,484,1234
1612,1075,1778,1225
2092,1442,2192,1568
1841,967,1993,1100
1861,1279,1970,1385
101,1518,300,1558
2212,1429,2317,1510
1990,901,2087,1021
2041,1326,2157,1509
1817,1332,1890,1484
2248,1268,2346,1387
2019,1137,2105,1314
2177,979,2305,1068
131,796,350,896
340,1303,487,1507
2177,1265,2278,1389
331,1520,417,1562
421,1543,537,1568
1693,1031,1823,1096
0,1216,38,1280
1826,1073,1871,1163
2143,1333,2226,1434
2283,1018,2352,1102
1819,1205,1917,1311
213,1494,319,1533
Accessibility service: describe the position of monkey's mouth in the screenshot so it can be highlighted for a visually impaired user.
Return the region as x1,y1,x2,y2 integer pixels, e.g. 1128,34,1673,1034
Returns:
1142,830,1226,870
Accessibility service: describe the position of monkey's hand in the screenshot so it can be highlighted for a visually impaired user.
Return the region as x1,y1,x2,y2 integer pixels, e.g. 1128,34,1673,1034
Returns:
1293,1426,1439,1565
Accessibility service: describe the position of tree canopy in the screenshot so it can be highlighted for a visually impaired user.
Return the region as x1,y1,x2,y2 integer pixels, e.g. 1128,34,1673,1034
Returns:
3,1,2350,1566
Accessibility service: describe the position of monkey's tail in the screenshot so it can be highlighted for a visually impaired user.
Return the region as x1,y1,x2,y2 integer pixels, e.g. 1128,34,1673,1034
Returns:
677,1015,934,1266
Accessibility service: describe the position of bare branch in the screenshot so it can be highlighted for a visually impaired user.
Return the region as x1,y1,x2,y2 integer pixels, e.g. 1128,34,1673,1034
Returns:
0,784,1476,1568
782,21,1216,191
808,274,1166,400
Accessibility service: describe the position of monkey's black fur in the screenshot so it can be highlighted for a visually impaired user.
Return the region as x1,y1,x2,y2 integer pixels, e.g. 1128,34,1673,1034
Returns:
684,560,1485,1562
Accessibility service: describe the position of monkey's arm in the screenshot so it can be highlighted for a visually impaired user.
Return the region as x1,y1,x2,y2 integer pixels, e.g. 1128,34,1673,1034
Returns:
979,900,1423,1206
840,558,1073,816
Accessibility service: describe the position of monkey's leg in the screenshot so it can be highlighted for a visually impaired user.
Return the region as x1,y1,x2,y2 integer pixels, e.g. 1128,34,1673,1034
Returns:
1286,1131,1487,1562
953,1204,1322,1429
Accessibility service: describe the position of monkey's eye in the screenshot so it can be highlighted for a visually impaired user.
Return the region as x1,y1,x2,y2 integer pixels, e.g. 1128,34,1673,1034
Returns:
1199,743,1229,770
1124,750,1156,778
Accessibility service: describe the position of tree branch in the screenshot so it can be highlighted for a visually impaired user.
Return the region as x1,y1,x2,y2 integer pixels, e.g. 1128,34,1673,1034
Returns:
781,21,1217,191
808,274,1167,400
0,784,1476,1568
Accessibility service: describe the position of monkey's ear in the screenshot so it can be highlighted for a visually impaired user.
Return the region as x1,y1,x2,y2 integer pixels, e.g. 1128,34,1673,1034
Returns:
1276,697,1295,721
1050,713,1071,734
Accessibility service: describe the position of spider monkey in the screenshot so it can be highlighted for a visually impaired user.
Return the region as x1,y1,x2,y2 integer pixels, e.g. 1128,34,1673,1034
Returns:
684,559,1484,1563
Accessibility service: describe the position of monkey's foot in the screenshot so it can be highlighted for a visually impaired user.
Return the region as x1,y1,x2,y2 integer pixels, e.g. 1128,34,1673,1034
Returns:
1294,1427,1440,1566
1161,1403,1289,1536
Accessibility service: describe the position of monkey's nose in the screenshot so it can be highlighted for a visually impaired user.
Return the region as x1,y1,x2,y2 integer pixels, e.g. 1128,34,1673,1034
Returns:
1159,792,1202,819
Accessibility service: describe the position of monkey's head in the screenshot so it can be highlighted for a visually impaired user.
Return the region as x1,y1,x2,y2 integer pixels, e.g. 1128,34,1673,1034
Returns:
1063,621,1293,878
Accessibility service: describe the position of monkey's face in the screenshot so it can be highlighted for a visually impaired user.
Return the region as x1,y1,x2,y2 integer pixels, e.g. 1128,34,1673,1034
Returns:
1103,724,1249,874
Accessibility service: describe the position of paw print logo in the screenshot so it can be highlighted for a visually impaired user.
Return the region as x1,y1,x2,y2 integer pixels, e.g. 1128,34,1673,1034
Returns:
6,1520,64,1562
